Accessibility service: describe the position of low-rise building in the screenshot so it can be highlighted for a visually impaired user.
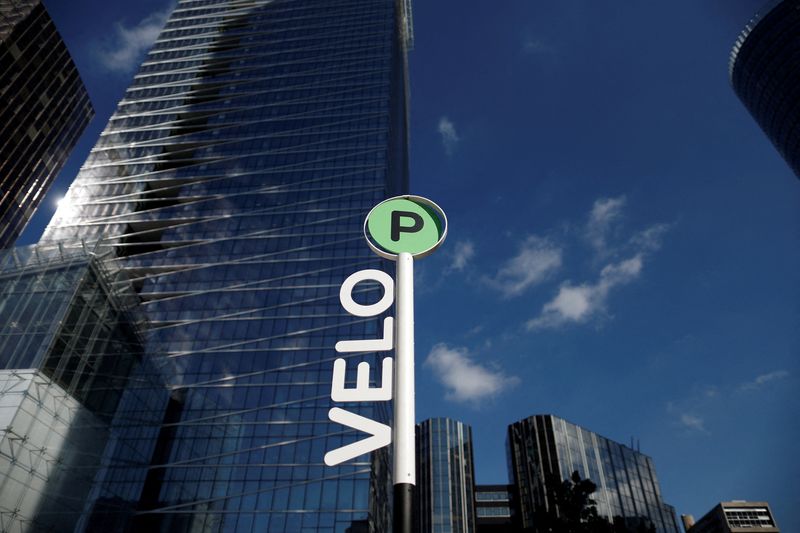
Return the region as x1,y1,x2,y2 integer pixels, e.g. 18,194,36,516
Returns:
684,501,779,533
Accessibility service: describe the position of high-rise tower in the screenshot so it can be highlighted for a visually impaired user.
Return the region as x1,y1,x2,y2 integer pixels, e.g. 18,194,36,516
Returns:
0,0,94,248
40,0,412,530
729,0,800,179
416,418,477,533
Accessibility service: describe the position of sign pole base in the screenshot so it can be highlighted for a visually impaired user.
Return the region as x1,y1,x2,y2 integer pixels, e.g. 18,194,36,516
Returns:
393,483,414,533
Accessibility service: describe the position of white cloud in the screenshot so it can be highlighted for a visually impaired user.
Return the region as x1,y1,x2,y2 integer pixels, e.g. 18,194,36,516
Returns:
438,117,460,155
447,240,475,273
526,195,671,330
527,254,643,329
466,324,484,336
679,413,707,433
536,285,593,323
666,370,786,437
424,344,520,404
585,196,626,254
630,223,671,252
486,236,562,298
599,254,643,283
99,4,173,73
739,370,789,391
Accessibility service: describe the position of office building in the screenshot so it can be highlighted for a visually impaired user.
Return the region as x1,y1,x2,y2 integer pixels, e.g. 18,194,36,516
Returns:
36,0,412,530
507,414,680,533
474,485,514,533
729,0,800,178
0,0,93,248
683,501,780,533
0,244,164,532
416,418,477,533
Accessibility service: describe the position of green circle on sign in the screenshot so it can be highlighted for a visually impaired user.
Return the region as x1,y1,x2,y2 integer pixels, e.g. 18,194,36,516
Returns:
365,196,446,258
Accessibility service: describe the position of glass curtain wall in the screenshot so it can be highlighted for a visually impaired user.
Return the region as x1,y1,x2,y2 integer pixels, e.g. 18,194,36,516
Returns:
0,244,163,533
0,0,94,248
507,415,681,533
729,0,800,178
40,0,410,531
417,418,477,533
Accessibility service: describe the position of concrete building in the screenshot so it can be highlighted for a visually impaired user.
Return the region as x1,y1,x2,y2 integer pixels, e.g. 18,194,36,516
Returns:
683,501,780,533
474,485,514,533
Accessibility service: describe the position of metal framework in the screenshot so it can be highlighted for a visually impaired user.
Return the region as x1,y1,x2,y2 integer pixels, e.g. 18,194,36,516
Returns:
0,244,165,532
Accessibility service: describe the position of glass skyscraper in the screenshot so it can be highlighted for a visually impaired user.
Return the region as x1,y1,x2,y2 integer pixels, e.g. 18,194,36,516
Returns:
38,0,412,530
0,0,94,248
507,415,680,533
729,0,800,179
416,418,477,533
412,414,682,533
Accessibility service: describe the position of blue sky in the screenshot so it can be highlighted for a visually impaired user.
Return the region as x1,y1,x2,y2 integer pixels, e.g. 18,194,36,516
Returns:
25,0,799,529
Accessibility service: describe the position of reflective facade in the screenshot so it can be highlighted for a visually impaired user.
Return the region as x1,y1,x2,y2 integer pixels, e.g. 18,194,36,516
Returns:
39,0,410,530
416,418,477,533
507,415,680,533
729,0,800,179
0,244,163,533
0,0,93,248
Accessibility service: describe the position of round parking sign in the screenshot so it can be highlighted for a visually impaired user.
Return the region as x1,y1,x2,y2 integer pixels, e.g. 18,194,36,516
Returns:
364,195,447,260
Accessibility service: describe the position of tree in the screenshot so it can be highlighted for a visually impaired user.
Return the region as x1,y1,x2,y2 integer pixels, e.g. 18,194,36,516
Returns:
535,470,612,533
534,471,655,533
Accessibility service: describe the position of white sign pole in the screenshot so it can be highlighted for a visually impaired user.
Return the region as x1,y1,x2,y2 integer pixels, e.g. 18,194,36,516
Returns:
393,251,415,531
394,252,415,481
